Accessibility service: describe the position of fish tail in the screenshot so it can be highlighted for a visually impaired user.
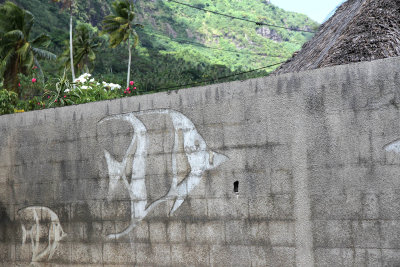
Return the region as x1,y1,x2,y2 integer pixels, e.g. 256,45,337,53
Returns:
21,225,27,244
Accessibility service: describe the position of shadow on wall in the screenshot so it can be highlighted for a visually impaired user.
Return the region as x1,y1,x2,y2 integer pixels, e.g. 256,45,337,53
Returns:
0,202,12,244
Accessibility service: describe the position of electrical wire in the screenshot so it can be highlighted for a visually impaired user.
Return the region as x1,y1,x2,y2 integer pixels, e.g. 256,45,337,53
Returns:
30,63,285,100
172,38,285,58
167,0,316,33
141,30,286,58
153,61,285,91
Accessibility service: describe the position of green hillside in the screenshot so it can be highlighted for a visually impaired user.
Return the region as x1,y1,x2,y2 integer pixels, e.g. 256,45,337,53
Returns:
1,0,318,92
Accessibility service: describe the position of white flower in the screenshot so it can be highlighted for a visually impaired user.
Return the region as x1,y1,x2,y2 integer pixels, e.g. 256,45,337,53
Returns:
102,81,121,90
74,73,92,83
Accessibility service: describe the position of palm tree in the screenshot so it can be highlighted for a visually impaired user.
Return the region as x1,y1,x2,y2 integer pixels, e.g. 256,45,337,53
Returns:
102,0,142,88
52,0,76,84
0,1,56,93
60,22,103,75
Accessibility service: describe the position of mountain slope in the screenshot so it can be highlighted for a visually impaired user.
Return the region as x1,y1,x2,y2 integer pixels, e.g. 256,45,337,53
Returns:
134,0,317,70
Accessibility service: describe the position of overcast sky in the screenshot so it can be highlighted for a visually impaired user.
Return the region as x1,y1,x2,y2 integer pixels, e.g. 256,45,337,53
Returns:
272,0,346,23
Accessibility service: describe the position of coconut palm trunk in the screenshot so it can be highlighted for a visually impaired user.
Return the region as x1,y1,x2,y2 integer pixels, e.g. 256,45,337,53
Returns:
127,36,131,88
69,6,76,87
102,0,142,89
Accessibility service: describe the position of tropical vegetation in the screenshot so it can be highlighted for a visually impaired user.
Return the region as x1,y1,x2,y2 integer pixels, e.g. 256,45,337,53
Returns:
59,22,103,75
101,0,142,88
52,0,77,84
0,0,319,115
0,1,56,94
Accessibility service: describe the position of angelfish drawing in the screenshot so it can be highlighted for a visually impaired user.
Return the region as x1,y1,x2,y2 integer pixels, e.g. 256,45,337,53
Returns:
99,109,228,239
18,206,66,264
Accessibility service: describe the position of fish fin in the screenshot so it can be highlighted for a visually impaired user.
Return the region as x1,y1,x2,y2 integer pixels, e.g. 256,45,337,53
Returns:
48,245,57,260
104,150,124,192
104,150,124,174
207,151,228,170
169,198,185,216
21,225,27,244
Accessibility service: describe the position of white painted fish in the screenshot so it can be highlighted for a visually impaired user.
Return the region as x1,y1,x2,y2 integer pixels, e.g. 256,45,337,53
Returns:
162,109,228,214
99,113,148,239
18,206,66,263
99,109,228,239
384,139,400,153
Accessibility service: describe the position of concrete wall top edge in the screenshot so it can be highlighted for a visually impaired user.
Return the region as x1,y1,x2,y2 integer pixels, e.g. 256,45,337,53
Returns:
1,56,399,127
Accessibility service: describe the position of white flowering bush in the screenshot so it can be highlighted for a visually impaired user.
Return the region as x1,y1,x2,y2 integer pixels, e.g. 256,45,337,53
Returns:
74,73,92,84
41,72,139,108
63,73,123,92
102,81,121,91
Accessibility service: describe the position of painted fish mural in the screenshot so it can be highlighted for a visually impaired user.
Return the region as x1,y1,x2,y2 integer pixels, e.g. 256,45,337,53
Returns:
99,109,228,239
18,206,67,264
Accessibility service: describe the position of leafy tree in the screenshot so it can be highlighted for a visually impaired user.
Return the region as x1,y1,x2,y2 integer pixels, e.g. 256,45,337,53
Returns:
0,1,56,94
102,0,142,88
51,0,76,84
60,22,103,75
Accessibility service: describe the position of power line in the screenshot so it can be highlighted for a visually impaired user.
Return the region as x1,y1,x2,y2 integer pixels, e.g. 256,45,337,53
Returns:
167,0,316,33
153,61,285,91
173,38,285,58
141,30,286,58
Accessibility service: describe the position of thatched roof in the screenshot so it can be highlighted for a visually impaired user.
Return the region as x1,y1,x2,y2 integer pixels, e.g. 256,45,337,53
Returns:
274,0,400,74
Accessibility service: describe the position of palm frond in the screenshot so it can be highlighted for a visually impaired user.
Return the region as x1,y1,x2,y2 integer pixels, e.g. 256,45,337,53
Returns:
24,10,34,38
111,16,128,24
0,49,15,72
0,2,24,25
23,51,34,69
102,0,140,49
4,30,24,40
88,50,96,62
3,2,25,31
131,30,139,48
16,42,30,60
30,34,51,48
31,47,56,60
33,56,44,82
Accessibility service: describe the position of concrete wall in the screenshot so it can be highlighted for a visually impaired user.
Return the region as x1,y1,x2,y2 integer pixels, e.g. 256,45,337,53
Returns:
1,56,400,266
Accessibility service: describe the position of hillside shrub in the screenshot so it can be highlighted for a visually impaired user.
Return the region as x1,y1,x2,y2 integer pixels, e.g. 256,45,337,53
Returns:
0,90,18,115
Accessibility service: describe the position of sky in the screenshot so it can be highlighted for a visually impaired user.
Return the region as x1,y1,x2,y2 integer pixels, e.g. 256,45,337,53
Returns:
272,0,346,23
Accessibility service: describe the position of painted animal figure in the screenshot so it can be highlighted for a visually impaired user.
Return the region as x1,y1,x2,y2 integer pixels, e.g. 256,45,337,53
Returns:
166,110,228,214
18,206,66,264
99,109,228,239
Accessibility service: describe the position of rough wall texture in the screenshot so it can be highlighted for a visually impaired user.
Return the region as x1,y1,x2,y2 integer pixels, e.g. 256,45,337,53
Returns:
1,57,400,266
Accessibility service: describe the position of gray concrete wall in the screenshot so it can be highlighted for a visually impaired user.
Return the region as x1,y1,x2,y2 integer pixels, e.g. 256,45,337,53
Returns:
1,56,400,266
